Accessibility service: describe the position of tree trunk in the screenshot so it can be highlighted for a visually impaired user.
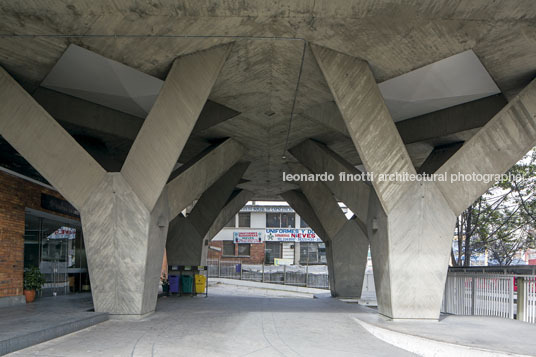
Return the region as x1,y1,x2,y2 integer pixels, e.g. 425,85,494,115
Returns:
457,217,463,266
464,208,473,267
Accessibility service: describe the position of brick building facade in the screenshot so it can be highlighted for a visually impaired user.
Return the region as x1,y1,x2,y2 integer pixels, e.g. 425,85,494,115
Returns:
207,240,265,264
0,170,78,302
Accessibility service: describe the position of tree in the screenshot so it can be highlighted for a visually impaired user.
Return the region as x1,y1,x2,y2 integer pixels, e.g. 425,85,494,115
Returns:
451,149,536,266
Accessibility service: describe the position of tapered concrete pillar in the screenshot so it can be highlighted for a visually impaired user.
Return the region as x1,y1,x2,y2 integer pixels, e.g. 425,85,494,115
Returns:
206,189,254,241
167,162,249,266
280,190,335,292
312,43,536,319
0,44,233,316
287,164,368,298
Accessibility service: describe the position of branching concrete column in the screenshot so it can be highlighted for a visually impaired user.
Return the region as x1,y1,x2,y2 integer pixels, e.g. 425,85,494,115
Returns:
287,164,368,298
206,189,254,241
312,43,536,319
167,162,249,266
0,44,233,316
280,190,336,293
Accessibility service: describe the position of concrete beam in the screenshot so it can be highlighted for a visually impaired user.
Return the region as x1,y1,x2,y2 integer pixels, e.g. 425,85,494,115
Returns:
280,190,329,242
192,100,240,132
166,138,245,221
206,189,254,241
33,87,144,140
311,44,415,214
287,163,347,239
33,87,240,141
303,94,507,146
397,94,508,145
437,78,536,215
121,43,233,212
187,162,250,238
417,142,464,175
0,66,106,210
288,163,368,298
289,139,371,223
167,162,249,266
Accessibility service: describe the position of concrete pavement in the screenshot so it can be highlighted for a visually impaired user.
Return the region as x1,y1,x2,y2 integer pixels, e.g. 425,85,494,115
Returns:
8,284,413,357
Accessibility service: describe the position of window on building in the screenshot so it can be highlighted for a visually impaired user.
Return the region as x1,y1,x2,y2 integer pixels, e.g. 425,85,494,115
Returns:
237,243,250,256
281,213,295,228
223,241,235,256
300,242,326,264
266,213,280,228
265,241,282,264
224,215,236,228
238,212,251,227
266,213,295,228
300,218,309,228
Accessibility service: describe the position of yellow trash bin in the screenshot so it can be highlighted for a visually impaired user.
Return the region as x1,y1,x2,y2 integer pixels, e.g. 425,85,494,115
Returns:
195,274,206,294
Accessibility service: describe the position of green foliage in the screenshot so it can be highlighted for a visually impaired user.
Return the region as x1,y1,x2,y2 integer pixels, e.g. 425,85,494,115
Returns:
454,149,536,266
23,266,46,291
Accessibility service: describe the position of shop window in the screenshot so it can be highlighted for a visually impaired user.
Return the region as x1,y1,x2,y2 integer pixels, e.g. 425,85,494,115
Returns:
266,213,295,228
23,211,87,296
300,218,310,228
237,243,250,256
238,212,251,227
300,242,326,264
265,241,282,264
223,241,235,256
224,215,236,228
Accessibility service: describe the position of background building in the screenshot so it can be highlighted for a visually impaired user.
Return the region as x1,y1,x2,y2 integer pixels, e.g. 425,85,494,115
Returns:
207,204,339,265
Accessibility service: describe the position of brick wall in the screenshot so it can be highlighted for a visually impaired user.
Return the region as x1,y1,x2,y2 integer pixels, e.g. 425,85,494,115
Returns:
0,170,77,298
208,240,265,264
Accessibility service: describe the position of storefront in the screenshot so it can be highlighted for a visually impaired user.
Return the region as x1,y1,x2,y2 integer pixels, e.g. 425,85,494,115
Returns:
0,169,89,306
208,204,330,265
24,209,89,296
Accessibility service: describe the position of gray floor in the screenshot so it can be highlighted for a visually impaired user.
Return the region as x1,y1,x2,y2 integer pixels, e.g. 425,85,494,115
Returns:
8,284,414,356
353,306,536,356
0,294,107,355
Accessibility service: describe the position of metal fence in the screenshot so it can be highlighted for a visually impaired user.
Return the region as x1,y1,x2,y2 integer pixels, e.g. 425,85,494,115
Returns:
518,276,536,324
207,259,330,289
442,272,536,324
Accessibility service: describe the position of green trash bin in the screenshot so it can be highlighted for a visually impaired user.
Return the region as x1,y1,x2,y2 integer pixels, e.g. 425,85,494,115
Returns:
181,275,194,294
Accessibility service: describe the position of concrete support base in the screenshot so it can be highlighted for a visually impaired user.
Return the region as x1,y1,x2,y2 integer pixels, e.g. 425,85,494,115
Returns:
367,183,455,319
81,173,170,315
330,219,369,298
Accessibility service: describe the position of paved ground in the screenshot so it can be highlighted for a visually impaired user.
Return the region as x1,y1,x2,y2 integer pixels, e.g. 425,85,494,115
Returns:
0,294,107,355
8,283,414,356
352,306,536,356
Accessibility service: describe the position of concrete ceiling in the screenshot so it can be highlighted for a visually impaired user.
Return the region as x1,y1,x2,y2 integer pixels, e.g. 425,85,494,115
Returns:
0,0,535,200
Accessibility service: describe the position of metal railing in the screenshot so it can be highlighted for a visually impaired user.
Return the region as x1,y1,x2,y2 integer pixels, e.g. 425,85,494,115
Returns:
442,272,536,324
517,276,536,324
207,259,330,289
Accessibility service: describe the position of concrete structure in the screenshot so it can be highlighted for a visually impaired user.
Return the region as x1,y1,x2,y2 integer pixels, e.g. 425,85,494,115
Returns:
302,44,536,319
0,44,239,316
166,162,250,267
285,163,368,298
1,1,536,321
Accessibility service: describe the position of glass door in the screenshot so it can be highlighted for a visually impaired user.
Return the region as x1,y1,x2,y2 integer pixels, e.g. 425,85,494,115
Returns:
24,211,83,296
